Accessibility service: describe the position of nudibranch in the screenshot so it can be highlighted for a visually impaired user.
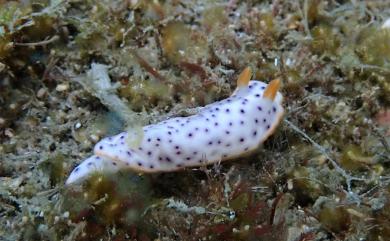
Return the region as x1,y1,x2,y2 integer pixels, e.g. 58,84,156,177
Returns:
66,68,284,184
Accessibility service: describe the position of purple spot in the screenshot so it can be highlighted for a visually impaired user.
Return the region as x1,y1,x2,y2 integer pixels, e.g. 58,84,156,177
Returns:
215,107,220,111
214,122,219,126
155,143,160,147
267,125,270,129
240,120,245,125
188,133,193,137
255,118,258,123
147,138,151,142
240,109,245,114
74,167,79,172
258,106,263,111
255,94,260,97
225,108,230,113
239,138,245,142
273,107,277,112
158,157,163,161
137,162,142,166
166,157,171,162
253,131,257,136
261,86,265,89
127,151,132,156
175,145,180,149
150,165,154,169
208,141,213,145
138,147,143,151
244,147,249,151
225,130,230,135
168,131,172,135
169,139,172,143
87,162,92,166
206,118,210,122
195,127,199,131
263,118,266,123
99,145,103,150
186,157,191,160
120,135,125,139
229,122,233,126
193,151,198,155
211,114,216,118
217,140,222,144
225,143,231,147
147,151,152,156
205,128,209,133
176,164,182,168
176,151,181,155
112,162,117,166
157,138,161,142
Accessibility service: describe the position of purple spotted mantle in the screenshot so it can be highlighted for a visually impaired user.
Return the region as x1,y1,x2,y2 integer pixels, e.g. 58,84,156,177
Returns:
66,80,283,184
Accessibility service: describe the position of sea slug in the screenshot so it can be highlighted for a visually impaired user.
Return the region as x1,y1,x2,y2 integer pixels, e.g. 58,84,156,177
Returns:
66,68,284,184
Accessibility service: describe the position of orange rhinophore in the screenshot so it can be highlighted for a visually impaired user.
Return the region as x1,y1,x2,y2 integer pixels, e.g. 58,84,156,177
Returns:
263,78,280,101
237,67,252,88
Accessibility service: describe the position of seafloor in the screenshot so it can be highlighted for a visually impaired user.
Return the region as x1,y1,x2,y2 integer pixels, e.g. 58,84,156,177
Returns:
0,1,389,240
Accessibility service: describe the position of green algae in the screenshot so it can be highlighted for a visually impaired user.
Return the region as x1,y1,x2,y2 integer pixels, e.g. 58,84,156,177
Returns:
317,203,351,234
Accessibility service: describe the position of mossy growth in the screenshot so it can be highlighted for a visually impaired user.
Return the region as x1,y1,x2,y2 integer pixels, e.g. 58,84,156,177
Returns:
118,79,172,111
339,145,374,171
0,1,58,72
310,24,341,55
0,35,13,59
38,153,67,186
368,193,390,241
202,5,228,32
161,21,208,64
62,171,154,240
355,27,390,67
288,166,323,206
317,202,351,235
149,170,291,241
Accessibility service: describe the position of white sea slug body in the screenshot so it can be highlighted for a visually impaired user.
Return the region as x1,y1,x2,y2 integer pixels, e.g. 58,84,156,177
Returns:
66,68,284,184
